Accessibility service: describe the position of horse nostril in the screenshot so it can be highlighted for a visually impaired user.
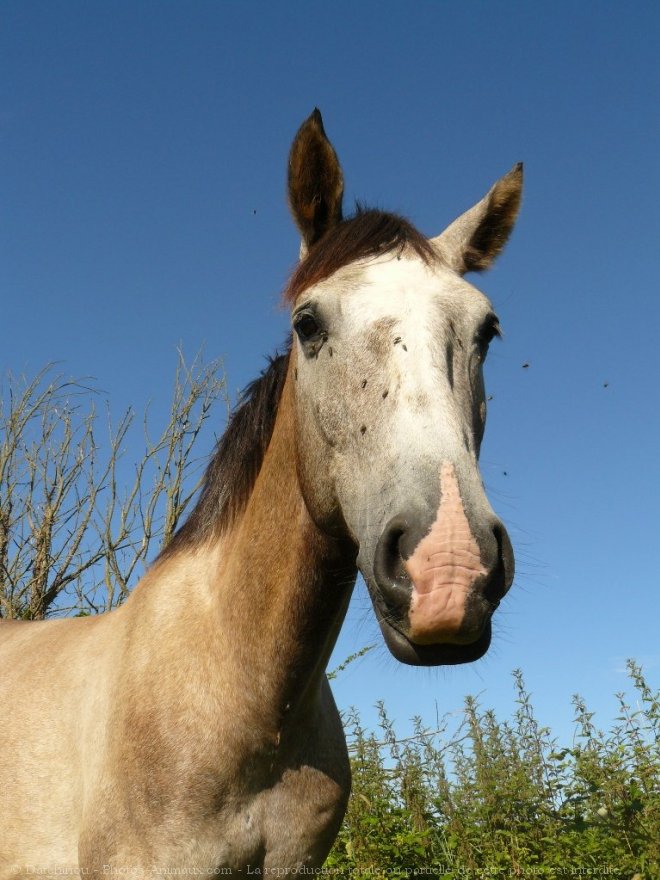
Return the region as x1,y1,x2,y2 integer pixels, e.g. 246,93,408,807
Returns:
385,526,404,572
484,521,514,606
374,516,411,609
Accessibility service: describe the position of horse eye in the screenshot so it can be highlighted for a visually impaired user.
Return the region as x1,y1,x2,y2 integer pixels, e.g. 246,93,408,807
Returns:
294,312,321,341
476,317,501,350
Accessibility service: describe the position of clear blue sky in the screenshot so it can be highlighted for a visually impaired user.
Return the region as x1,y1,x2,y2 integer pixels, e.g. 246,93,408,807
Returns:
2,1,659,744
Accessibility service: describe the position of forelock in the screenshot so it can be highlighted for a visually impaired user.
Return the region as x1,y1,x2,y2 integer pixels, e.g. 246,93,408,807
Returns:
284,207,439,304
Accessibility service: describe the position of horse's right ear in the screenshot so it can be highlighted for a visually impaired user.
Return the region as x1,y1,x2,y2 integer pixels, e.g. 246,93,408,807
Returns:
431,164,523,274
288,109,344,255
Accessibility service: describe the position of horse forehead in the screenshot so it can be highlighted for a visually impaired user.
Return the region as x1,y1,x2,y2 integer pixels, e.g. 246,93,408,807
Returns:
337,255,491,329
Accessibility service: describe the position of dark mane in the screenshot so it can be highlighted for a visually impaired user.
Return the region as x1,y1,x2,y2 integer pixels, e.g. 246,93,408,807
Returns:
285,206,439,303
159,350,290,560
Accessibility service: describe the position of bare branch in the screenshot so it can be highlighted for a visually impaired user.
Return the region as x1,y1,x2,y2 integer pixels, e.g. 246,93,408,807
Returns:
0,358,226,619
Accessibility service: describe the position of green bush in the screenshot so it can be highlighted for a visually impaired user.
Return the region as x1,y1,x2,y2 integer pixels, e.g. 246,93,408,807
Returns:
327,661,659,879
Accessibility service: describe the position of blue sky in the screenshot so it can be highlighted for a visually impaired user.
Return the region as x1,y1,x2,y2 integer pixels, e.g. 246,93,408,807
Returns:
2,1,659,745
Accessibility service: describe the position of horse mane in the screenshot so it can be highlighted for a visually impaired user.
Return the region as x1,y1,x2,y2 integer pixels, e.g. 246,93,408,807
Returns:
158,350,290,560
160,208,436,559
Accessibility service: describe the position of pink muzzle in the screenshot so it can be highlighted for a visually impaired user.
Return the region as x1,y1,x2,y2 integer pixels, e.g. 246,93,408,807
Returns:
405,463,487,645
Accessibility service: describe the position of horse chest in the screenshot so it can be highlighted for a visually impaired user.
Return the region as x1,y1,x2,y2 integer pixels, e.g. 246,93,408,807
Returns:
126,759,349,872
253,759,350,869
86,685,350,872
196,689,350,868
198,717,350,870
78,766,345,873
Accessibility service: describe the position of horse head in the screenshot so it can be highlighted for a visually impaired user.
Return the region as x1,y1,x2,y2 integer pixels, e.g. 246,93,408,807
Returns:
286,109,521,666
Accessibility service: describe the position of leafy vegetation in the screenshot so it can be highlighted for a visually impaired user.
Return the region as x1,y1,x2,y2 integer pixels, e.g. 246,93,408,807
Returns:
327,663,659,878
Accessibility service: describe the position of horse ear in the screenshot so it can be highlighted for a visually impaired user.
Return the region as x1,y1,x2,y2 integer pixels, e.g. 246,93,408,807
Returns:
432,164,523,274
288,109,344,252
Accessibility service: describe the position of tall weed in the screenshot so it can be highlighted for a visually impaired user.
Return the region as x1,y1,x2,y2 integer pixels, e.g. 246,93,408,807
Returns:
327,663,659,878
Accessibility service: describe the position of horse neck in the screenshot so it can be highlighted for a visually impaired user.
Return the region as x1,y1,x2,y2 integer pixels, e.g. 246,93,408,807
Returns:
152,362,357,726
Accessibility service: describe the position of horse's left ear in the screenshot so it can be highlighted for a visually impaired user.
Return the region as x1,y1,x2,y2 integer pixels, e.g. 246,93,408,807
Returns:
432,163,523,274
288,108,344,254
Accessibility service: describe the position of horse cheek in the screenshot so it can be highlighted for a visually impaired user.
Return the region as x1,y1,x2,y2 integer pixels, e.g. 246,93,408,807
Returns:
292,391,345,537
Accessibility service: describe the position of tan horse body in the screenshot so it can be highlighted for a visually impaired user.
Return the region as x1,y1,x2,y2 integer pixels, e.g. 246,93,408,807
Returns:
0,110,522,875
1,378,351,872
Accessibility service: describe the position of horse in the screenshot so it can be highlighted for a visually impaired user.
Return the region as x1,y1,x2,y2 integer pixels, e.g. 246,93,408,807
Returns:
0,109,522,876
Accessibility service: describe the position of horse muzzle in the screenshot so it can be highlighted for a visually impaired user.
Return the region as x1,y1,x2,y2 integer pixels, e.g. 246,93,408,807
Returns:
360,465,514,666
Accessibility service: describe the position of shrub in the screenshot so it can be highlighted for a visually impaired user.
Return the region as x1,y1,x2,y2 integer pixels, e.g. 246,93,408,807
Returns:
328,664,660,878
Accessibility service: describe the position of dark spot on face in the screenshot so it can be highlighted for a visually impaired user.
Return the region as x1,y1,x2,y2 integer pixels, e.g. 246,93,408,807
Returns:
401,344,407,351
294,368,298,381
382,389,389,399
328,346,333,356
361,379,367,389
360,425,367,434
394,336,401,345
